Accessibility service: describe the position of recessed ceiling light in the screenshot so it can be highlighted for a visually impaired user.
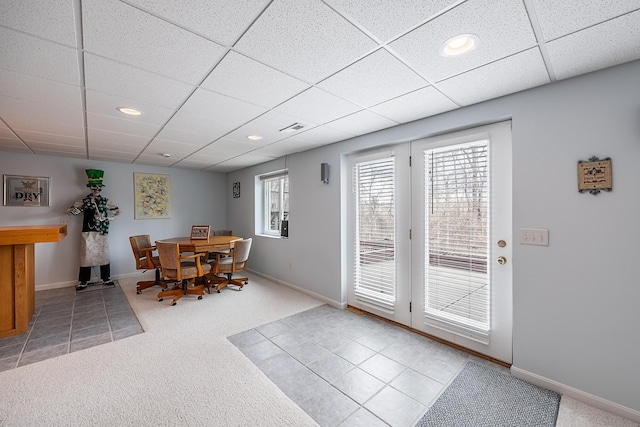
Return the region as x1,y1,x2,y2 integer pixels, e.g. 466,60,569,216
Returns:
160,153,171,158
116,107,142,116
439,34,479,57
247,135,263,140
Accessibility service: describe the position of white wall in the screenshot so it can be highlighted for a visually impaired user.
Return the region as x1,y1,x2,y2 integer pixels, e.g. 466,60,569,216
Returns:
227,60,640,416
0,155,226,287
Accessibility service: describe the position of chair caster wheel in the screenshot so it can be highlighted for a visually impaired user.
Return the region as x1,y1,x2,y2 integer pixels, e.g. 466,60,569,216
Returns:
217,290,221,293
171,301,177,306
158,298,163,302
198,296,203,300
137,290,141,294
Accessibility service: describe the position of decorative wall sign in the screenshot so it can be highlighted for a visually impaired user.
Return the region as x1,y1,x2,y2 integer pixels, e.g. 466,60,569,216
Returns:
233,182,241,198
577,156,612,195
3,175,50,206
134,173,171,218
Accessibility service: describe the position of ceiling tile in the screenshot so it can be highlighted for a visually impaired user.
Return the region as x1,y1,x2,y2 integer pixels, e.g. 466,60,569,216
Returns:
326,110,398,135
0,139,31,153
153,128,220,148
84,54,194,110
0,97,84,136
369,86,459,123
134,154,177,167
390,0,537,83
87,149,139,162
86,113,162,139
0,0,77,46
87,127,151,147
163,110,238,141
20,131,85,147
224,110,314,144
85,89,176,126
324,0,456,42
200,52,310,108
0,69,82,110
234,0,377,82
82,0,226,84
437,48,550,106
531,0,640,41
0,27,79,85
274,87,362,125
547,10,640,80
125,0,269,45
207,153,277,171
28,142,86,155
288,125,356,148
180,88,267,125
205,137,265,153
318,48,427,107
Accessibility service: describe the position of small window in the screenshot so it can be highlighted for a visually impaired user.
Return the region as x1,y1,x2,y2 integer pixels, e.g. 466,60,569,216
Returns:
256,170,289,237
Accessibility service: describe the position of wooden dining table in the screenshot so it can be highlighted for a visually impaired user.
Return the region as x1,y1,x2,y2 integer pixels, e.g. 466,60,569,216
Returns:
156,235,242,253
155,235,243,295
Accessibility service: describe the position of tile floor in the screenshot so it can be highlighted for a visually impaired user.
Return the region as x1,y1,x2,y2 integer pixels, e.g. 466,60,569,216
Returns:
229,304,503,427
0,282,143,372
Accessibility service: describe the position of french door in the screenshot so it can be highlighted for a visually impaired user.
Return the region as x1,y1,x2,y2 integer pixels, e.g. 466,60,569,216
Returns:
346,121,512,363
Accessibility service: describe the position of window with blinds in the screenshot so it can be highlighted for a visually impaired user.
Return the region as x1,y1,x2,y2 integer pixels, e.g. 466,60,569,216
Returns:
353,157,396,309
424,140,489,333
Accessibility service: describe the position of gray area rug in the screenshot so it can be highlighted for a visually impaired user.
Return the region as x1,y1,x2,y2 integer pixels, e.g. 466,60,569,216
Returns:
416,361,560,427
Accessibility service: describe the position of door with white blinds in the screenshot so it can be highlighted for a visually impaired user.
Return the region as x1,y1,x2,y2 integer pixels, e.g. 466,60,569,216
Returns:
411,122,512,363
346,145,411,325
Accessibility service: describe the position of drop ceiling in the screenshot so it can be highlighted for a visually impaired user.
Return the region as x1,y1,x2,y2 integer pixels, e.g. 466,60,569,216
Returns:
1,0,639,172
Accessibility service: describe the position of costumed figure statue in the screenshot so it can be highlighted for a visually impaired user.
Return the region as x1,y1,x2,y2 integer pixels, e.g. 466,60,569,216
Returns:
67,169,121,290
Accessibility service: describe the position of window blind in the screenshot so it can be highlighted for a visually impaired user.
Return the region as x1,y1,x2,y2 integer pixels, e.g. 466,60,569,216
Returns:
353,157,396,308
424,141,489,332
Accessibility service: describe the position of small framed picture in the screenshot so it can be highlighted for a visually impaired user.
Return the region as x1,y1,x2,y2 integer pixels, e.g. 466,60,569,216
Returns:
577,156,612,195
233,182,241,198
190,225,210,240
3,175,51,207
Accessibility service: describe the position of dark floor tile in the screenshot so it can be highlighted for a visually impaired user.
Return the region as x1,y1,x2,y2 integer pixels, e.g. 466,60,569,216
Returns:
0,332,28,348
0,342,25,359
70,333,112,353
109,315,141,331
19,344,68,366
72,314,108,331
24,332,69,353
71,323,110,341
112,325,143,340
28,322,71,340
0,355,19,372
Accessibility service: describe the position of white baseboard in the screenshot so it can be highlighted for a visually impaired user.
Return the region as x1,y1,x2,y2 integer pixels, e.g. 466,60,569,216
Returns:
247,269,346,310
510,366,640,424
35,271,148,292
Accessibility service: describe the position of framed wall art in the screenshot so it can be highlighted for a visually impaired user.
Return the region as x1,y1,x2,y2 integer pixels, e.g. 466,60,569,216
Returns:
3,175,51,207
233,182,241,198
134,173,171,219
577,156,612,195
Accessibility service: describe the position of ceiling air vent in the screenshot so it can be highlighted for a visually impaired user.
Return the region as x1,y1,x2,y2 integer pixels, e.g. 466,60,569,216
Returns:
279,123,306,133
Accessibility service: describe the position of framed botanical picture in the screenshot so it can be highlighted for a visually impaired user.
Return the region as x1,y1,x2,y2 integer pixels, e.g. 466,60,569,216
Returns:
190,225,210,240
134,173,171,219
3,175,51,207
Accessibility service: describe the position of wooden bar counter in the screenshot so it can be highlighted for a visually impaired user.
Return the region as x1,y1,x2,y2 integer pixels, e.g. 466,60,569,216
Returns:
0,224,67,338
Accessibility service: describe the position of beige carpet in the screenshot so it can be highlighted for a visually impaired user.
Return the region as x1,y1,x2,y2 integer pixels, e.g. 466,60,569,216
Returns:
0,273,323,426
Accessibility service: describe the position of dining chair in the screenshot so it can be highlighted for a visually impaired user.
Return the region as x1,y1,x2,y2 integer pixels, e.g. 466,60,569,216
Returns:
129,235,168,294
156,241,212,305
207,229,233,259
214,229,232,236
209,238,252,293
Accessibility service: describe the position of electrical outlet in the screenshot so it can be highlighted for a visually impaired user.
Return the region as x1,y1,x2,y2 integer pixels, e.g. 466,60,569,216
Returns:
520,228,549,246
60,217,70,225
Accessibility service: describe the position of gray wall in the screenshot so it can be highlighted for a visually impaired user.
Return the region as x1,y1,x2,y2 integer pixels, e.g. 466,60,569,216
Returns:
0,155,226,286
227,60,640,414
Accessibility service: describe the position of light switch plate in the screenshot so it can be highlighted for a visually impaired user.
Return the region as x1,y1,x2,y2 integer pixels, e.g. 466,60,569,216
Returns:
520,228,549,246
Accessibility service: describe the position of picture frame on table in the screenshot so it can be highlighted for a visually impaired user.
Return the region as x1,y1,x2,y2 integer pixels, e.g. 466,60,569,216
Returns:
190,225,210,240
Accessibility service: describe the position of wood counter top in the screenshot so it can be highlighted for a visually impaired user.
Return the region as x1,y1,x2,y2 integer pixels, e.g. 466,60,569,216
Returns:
0,224,67,245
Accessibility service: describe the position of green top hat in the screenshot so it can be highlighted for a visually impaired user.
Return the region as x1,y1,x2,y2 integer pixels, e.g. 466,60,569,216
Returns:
86,169,105,187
